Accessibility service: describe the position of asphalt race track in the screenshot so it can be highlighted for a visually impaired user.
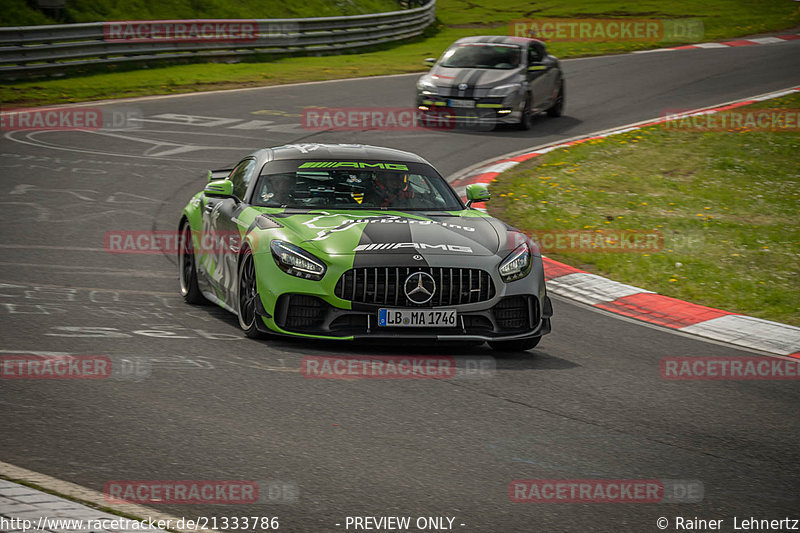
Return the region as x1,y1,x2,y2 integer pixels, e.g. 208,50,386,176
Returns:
2,42,799,532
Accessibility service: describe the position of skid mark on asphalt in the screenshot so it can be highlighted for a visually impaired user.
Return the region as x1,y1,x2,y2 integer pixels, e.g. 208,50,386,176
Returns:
3,130,251,162
0,349,215,372
0,281,246,345
0,203,154,223
1,185,161,223
0,262,173,276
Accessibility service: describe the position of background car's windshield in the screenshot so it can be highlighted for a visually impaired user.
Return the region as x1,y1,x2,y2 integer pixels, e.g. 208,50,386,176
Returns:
253,160,464,211
440,44,521,69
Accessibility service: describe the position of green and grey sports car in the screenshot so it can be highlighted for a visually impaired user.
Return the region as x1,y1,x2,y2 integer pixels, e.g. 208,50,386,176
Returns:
179,143,552,351
416,36,564,130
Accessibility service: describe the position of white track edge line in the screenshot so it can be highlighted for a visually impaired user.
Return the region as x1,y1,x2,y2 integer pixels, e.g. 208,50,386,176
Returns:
0,461,216,533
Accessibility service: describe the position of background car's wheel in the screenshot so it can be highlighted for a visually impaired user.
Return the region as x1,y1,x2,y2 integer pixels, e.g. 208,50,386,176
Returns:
237,248,268,339
547,80,565,117
488,336,541,352
178,222,207,305
517,95,533,130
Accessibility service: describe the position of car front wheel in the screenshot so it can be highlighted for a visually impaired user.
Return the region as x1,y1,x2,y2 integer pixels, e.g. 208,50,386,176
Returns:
237,248,268,339
517,94,533,130
547,80,564,117
179,222,207,305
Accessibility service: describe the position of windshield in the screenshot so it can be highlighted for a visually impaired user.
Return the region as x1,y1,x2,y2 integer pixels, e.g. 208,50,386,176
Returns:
440,44,522,69
252,160,464,211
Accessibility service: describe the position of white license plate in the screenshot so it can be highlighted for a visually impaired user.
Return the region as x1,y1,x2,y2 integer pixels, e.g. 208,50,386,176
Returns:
378,308,457,327
448,99,475,108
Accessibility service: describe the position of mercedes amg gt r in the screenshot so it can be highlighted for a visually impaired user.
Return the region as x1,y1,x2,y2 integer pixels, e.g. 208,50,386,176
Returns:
178,143,552,351
416,36,564,130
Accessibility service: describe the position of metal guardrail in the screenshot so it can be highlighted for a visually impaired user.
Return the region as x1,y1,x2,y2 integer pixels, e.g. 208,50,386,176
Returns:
0,1,435,78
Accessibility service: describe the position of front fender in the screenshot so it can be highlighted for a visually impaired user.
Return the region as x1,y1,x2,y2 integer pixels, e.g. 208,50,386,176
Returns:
180,192,204,234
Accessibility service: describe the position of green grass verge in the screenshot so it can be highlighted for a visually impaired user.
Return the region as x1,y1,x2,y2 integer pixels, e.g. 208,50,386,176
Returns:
0,0,400,25
489,92,800,326
1,0,798,106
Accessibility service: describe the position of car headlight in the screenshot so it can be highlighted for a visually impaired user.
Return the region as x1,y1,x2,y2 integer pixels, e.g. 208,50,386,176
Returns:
499,242,531,282
270,240,326,280
487,83,521,97
417,77,438,96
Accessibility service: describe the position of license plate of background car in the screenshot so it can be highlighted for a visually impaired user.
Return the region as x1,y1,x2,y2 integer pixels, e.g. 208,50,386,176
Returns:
378,309,457,327
448,99,475,108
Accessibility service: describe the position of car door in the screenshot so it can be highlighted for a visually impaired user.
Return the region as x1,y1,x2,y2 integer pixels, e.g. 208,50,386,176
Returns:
200,158,257,304
526,42,559,109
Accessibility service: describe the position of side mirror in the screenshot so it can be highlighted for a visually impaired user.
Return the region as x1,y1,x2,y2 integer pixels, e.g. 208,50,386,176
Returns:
466,183,491,207
204,179,234,198
424,57,436,67
206,170,214,182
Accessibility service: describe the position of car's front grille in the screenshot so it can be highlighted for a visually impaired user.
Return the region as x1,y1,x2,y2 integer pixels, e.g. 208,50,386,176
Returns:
335,267,495,307
439,88,492,98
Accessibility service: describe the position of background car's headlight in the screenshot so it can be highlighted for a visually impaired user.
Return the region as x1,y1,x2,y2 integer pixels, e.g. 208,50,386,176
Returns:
270,240,326,280
487,83,521,97
499,242,531,282
417,77,438,95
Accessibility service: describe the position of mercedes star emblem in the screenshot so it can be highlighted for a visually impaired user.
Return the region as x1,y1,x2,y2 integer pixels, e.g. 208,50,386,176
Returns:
404,271,436,304
458,83,468,91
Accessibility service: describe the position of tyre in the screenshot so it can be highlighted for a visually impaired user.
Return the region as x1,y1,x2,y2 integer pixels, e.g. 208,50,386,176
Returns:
546,80,564,117
517,95,533,130
178,222,208,305
237,247,268,339
488,336,541,352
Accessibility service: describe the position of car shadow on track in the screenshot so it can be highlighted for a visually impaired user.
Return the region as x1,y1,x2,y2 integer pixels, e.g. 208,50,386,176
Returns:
421,114,583,139
185,301,576,371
